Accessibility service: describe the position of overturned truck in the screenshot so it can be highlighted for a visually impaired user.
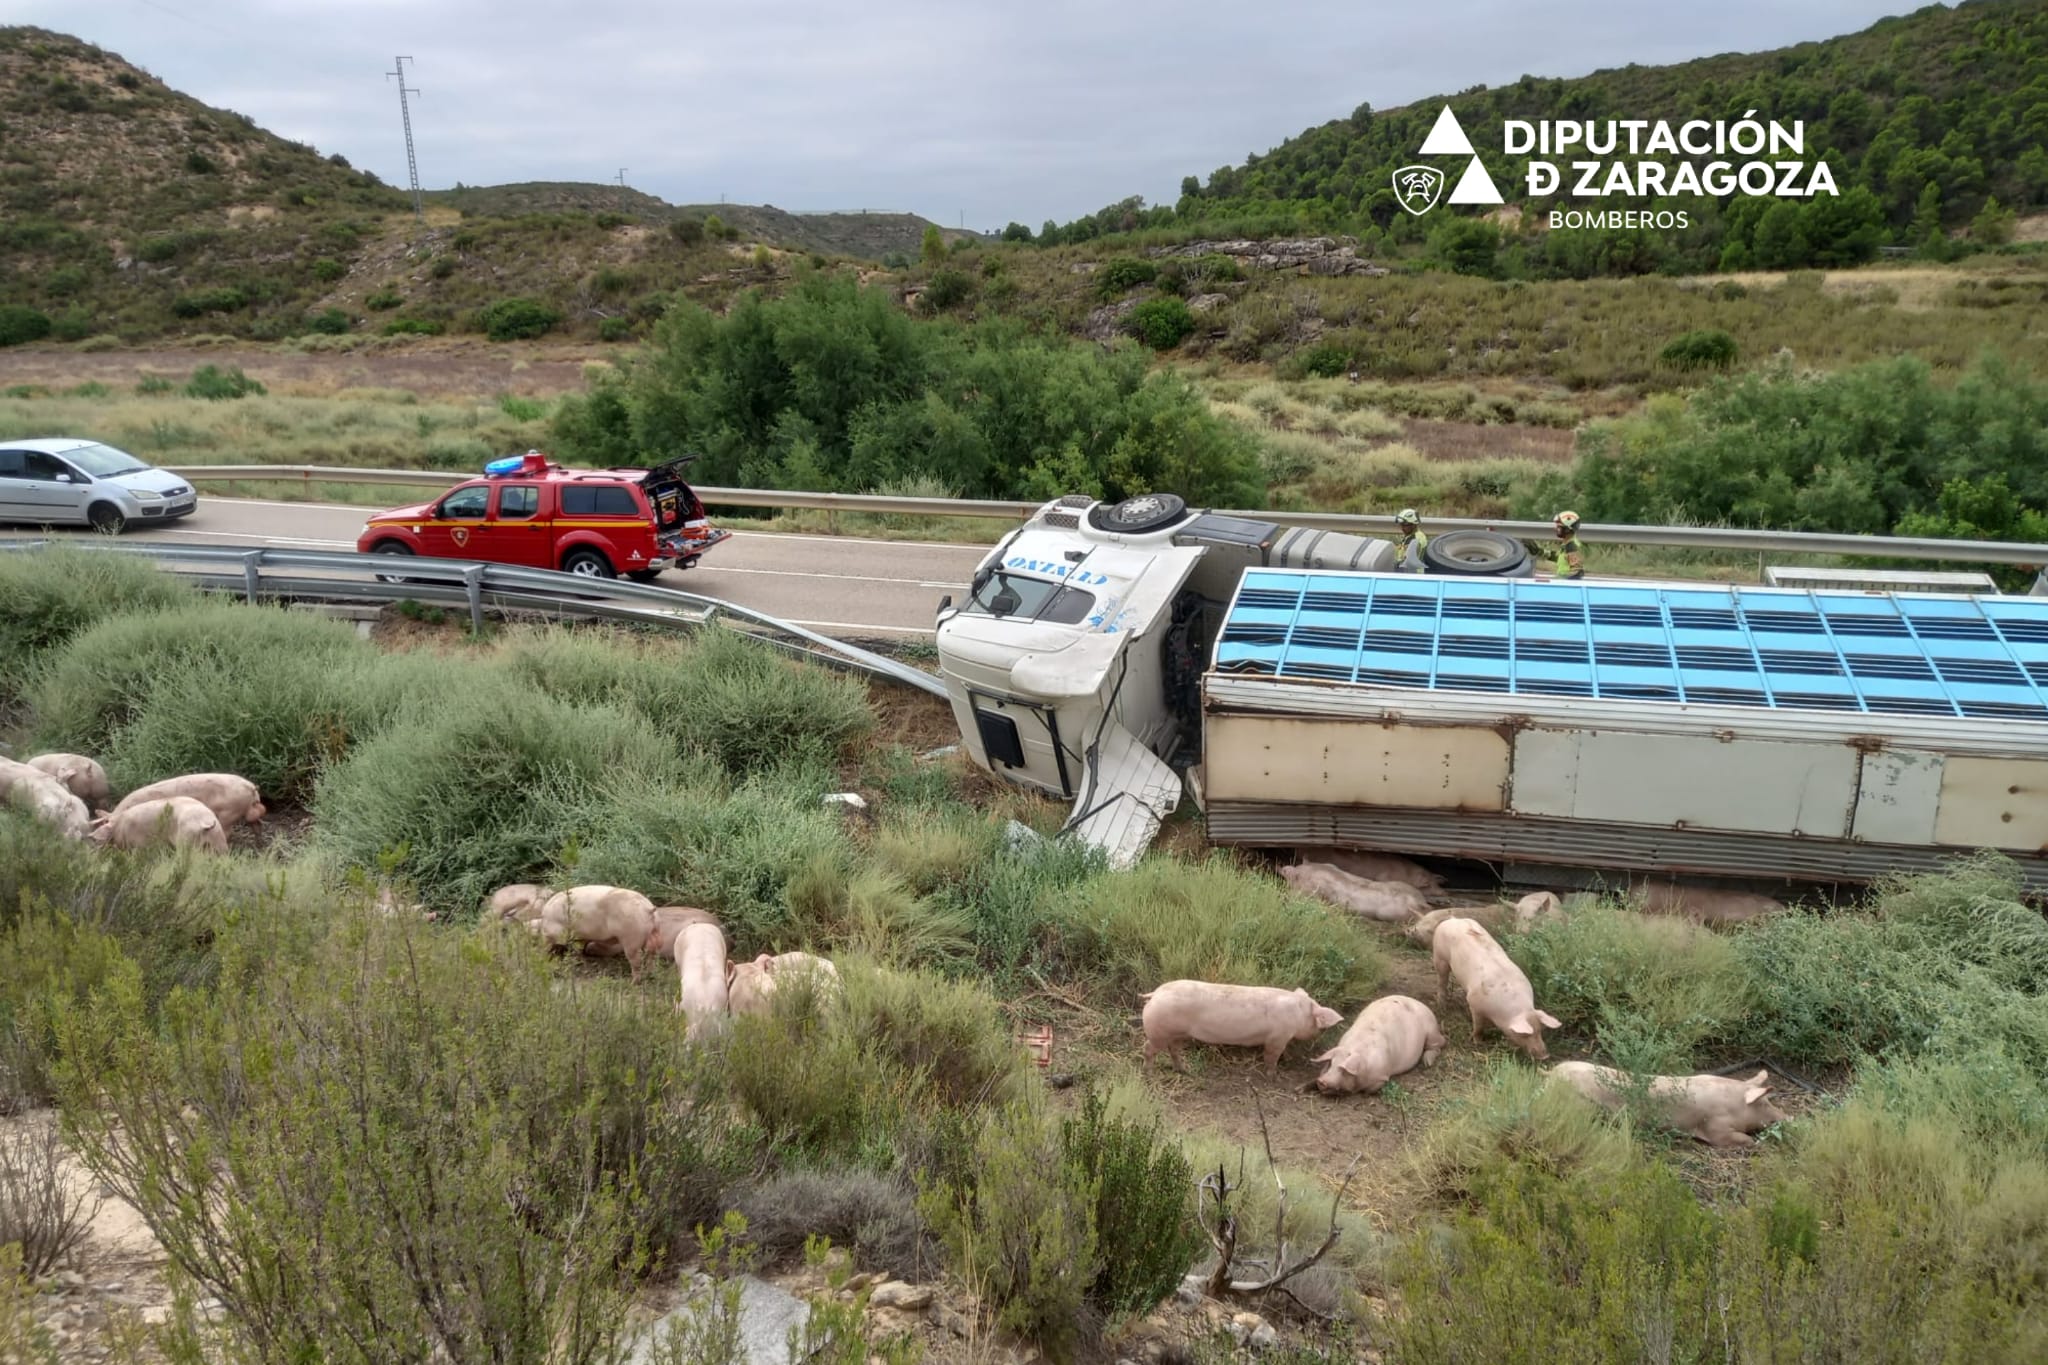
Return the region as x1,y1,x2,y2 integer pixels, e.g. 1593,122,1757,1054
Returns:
933,494,2048,892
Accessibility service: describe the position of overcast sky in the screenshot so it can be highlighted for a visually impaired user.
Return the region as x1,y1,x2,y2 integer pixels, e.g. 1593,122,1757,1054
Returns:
27,0,1922,230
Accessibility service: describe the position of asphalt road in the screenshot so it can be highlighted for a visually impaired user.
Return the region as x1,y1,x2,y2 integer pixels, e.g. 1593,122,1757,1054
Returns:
24,498,993,637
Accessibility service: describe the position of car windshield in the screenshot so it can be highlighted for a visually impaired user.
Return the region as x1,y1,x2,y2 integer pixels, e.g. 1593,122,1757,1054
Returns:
962,570,1095,625
61,443,150,478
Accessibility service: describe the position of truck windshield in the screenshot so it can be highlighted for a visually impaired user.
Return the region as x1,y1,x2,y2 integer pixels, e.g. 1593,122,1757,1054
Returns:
964,571,1095,625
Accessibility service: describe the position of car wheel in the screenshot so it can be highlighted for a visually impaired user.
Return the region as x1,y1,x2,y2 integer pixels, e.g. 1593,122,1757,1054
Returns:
86,502,127,535
370,540,415,584
1087,492,1188,534
562,549,615,580
1422,529,1532,577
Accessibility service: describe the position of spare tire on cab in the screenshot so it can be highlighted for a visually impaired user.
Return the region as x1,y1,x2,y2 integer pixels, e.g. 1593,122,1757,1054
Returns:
1088,493,1188,534
1422,529,1533,577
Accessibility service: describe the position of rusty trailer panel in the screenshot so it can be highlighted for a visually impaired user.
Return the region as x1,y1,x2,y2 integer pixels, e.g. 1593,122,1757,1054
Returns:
1933,756,2048,851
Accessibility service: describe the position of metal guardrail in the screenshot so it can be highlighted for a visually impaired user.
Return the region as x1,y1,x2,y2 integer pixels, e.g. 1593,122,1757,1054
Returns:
0,539,948,698
163,464,2048,567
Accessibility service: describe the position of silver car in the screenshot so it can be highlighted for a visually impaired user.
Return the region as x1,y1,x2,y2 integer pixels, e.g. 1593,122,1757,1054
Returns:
0,437,198,533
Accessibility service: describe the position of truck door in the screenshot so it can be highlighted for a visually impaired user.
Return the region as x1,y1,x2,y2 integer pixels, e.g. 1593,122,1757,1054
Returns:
418,483,490,559
475,482,549,567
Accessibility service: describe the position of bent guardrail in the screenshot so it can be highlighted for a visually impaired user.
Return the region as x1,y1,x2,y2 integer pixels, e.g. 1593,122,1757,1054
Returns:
163,464,2048,567
0,538,948,698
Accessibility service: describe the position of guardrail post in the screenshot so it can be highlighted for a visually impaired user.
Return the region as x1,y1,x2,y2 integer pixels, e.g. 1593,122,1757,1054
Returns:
241,550,263,602
464,566,486,635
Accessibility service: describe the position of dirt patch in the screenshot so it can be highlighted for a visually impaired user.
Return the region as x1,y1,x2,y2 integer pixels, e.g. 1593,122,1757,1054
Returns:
228,804,313,857
0,339,609,401
864,682,960,757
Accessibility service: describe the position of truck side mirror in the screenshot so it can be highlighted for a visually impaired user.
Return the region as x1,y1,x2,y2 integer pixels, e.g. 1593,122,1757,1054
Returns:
937,594,953,615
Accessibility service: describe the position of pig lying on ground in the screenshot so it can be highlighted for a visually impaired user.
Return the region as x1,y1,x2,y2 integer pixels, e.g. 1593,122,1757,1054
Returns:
25,754,110,807
108,773,265,828
486,883,549,923
1515,891,1564,924
645,906,723,961
1298,848,1445,893
89,796,226,854
726,951,842,1017
1278,863,1426,922
1,759,93,840
535,886,656,981
1406,892,1568,946
677,922,730,1041
1140,980,1345,1076
1549,1061,1787,1148
1632,879,1782,925
1312,995,1446,1096
1432,916,1562,1061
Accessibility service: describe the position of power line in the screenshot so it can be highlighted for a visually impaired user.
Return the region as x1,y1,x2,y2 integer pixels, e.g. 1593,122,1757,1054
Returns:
386,56,424,222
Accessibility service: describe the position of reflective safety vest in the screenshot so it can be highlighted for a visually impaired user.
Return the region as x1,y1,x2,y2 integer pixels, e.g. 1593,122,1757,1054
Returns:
1554,535,1585,579
1397,531,1428,572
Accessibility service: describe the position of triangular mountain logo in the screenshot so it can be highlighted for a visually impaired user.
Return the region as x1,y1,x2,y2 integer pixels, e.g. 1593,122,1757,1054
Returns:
1418,105,1475,156
1392,105,1504,212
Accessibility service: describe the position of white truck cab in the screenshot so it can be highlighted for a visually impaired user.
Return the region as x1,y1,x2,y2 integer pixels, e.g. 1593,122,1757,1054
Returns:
934,492,1396,865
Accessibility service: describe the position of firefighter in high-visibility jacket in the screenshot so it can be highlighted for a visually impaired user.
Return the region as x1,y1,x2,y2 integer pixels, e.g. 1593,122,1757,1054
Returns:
1551,510,1586,579
1394,508,1427,572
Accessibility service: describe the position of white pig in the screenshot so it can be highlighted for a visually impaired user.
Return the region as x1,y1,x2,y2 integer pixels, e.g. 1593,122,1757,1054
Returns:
677,921,730,1041
1549,1061,1787,1149
108,773,265,827
1514,890,1564,925
486,883,549,923
1431,916,1562,1060
1406,903,1509,946
89,796,226,854
1311,995,1446,1095
1633,880,1782,925
645,906,722,961
727,951,841,1016
25,754,110,807
535,886,656,981
1139,980,1345,1076
2,762,92,841
1299,848,1444,892
1278,863,1427,922
726,958,775,1017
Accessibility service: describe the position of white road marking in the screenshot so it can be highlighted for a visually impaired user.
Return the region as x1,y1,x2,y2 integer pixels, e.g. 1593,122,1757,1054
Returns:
154,528,356,548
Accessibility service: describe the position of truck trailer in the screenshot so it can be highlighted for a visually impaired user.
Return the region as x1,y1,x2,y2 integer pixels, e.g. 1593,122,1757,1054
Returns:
933,494,2048,891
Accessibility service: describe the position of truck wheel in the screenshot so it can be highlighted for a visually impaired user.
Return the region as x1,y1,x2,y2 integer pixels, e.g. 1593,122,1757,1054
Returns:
562,549,615,580
1087,492,1187,534
370,540,414,583
1422,529,1531,577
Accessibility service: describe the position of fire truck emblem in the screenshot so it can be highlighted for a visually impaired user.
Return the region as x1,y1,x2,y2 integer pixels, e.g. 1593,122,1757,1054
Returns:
451,527,470,548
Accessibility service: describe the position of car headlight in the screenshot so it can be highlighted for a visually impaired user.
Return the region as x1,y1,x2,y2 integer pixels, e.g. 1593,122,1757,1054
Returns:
131,490,163,501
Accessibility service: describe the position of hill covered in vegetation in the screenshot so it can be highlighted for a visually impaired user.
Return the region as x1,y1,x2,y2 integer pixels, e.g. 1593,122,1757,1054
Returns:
1040,0,2048,276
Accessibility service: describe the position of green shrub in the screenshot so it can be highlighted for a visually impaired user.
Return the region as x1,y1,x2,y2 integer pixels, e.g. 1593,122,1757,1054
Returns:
0,547,190,701
1506,902,1750,1072
921,269,973,311
476,296,561,341
182,363,265,400
725,995,907,1164
727,1169,932,1279
838,958,1027,1109
314,681,660,907
597,317,632,342
365,288,402,311
0,306,51,347
381,317,443,336
309,256,344,282
1097,257,1158,297
76,333,122,353
55,909,732,1356
1059,1087,1200,1315
134,374,174,395
305,307,350,335
1126,296,1195,351
787,860,974,970
923,1100,1099,1361
49,307,91,343
1658,327,1739,370
170,287,247,318
497,394,547,422
1059,854,1382,1005
1408,1060,1641,1203
0,907,128,1110
669,217,706,246
1284,341,1354,379
869,809,1003,894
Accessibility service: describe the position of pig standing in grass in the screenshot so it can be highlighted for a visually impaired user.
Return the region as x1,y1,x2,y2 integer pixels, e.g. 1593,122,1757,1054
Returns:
108,773,265,828
1431,916,1562,1061
1549,1061,1787,1148
1140,980,1345,1076
89,796,226,854
535,886,656,981
728,951,841,1016
1515,891,1564,925
25,754,110,808
1278,863,1426,923
487,883,549,924
726,959,775,1016
677,922,730,1041
645,906,722,961
1311,995,1446,1096
0,759,92,840
1300,848,1444,893
1634,880,1782,925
